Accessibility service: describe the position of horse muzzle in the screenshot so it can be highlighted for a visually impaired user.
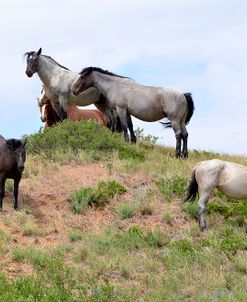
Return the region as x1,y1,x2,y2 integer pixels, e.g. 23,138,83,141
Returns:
18,166,25,172
40,116,47,122
26,70,34,77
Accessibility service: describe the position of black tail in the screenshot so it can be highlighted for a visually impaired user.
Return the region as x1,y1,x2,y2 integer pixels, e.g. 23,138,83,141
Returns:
159,120,172,128
184,170,198,202
184,93,194,125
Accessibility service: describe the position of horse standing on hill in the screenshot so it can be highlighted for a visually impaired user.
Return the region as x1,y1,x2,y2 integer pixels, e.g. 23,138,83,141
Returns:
0,136,26,211
38,96,108,129
185,159,247,230
72,67,194,157
24,48,124,134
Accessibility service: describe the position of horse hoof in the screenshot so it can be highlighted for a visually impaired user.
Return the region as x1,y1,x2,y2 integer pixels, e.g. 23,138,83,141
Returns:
14,206,19,211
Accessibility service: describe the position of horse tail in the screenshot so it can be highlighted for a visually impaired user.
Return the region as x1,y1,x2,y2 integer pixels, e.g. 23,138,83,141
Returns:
184,169,198,202
184,93,195,125
159,121,172,128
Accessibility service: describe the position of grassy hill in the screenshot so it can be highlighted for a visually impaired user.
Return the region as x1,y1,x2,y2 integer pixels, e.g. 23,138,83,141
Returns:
0,120,247,302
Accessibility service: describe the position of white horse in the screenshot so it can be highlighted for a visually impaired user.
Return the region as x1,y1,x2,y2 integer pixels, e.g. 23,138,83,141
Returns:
24,48,124,135
72,67,194,157
185,159,247,230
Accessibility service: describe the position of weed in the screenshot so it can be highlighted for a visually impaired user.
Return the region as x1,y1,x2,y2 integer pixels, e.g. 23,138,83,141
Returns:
69,180,126,214
68,230,83,242
162,211,173,224
157,176,188,202
114,201,139,219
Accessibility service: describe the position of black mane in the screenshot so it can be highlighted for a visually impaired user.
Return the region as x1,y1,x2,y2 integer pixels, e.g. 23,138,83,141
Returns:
6,139,23,151
80,67,130,79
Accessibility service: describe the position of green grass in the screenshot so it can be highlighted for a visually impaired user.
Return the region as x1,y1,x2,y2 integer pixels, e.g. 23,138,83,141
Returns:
69,180,126,213
114,201,139,219
25,119,146,162
1,120,246,301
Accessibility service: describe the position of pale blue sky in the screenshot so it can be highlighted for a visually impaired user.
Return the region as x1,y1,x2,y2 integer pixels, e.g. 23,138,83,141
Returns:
0,0,247,155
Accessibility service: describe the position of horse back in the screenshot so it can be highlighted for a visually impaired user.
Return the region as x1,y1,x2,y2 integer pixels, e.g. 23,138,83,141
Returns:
67,106,107,125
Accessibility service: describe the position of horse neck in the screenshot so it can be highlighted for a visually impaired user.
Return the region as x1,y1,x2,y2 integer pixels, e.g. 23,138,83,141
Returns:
92,72,123,95
37,56,66,87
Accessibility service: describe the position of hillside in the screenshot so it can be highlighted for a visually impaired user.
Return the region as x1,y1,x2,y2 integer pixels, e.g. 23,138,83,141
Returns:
0,120,247,302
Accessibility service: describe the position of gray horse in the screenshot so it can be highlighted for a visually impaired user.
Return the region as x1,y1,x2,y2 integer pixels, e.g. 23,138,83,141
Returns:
24,48,125,135
72,67,194,157
185,159,247,230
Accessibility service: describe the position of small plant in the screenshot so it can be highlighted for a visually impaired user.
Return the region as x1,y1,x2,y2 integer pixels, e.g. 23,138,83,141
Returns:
12,247,25,262
115,201,139,219
140,201,154,216
162,211,173,224
69,180,126,214
157,176,188,202
181,202,199,220
68,230,84,242
134,127,159,144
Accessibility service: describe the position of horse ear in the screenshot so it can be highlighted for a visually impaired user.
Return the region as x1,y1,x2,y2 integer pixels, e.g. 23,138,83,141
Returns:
37,48,42,55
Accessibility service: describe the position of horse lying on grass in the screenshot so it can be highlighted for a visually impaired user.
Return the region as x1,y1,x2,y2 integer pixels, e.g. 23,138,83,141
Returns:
185,159,247,230
0,136,26,211
38,94,108,129
72,67,194,157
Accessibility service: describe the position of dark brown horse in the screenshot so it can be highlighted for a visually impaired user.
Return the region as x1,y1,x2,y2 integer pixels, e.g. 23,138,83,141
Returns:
0,136,26,211
38,98,108,129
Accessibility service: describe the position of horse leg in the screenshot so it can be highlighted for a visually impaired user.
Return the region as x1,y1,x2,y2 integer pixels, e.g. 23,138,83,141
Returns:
59,95,68,120
13,177,21,210
127,114,136,143
51,102,64,121
0,178,6,212
171,120,182,158
198,191,211,231
116,107,129,142
181,123,188,158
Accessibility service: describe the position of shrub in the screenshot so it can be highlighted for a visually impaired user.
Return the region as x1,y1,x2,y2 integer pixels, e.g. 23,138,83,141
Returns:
115,201,139,219
25,120,145,162
69,180,126,214
157,176,188,202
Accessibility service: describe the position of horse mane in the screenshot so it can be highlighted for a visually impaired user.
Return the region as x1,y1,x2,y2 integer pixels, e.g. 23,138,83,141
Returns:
6,139,23,151
42,55,70,71
80,67,130,79
23,51,70,71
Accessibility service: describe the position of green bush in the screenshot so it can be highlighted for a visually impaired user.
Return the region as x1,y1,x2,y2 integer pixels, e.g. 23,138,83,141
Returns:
157,176,188,202
69,180,126,214
114,201,139,219
25,120,145,162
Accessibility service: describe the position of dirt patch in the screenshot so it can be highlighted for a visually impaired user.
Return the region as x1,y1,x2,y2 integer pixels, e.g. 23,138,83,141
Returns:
0,162,193,278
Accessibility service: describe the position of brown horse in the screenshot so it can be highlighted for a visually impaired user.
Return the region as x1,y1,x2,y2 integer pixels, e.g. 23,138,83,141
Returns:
38,97,108,129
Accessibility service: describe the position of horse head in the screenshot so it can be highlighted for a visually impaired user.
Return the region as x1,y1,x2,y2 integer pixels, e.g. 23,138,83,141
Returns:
24,47,42,77
6,139,26,172
72,67,94,96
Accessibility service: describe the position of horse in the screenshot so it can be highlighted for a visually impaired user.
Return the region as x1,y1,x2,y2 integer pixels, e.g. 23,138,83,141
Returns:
37,95,108,129
72,67,194,157
185,159,247,230
24,48,124,135
0,137,26,211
